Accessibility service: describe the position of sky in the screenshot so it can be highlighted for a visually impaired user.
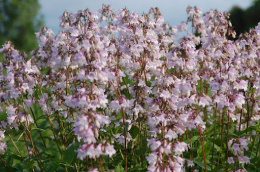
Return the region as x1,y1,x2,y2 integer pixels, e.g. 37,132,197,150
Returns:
39,0,252,33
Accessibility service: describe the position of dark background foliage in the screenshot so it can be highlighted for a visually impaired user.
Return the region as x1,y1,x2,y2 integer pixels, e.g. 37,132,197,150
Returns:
229,0,260,38
0,0,43,52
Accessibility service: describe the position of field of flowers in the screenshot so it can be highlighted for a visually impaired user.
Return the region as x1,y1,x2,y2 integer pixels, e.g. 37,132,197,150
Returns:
0,5,259,172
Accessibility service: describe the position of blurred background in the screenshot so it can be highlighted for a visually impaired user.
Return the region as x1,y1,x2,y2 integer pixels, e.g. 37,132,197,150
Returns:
0,0,259,53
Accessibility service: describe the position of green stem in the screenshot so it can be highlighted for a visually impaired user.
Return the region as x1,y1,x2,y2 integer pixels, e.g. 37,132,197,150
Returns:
23,133,44,171
249,135,256,157
218,110,225,166
238,110,242,137
7,133,22,156
198,126,207,172
256,137,260,157
211,104,217,171
246,98,250,134
225,112,230,172
46,114,63,159
121,108,128,172
0,156,10,172
30,107,47,147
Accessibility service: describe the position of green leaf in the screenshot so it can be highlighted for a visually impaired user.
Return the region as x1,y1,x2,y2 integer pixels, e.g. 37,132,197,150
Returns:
115,164,124,172
35,141,59,158
193,158,205,168
6,154,13,166
44,161,59,171
193,157,211,170
63,142,80,164
191,136,199,143
130,164,146,171
214,144,223,153
129,125,139,139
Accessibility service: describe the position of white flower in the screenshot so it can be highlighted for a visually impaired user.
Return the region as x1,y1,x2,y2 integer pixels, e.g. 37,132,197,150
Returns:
7,115,17,125
133,104,144,116
96,114,110,127
0,142,7,154
73,51,87,66
199,95,212,107
6,105,16,116
234,80,248,91
109,100,120,111
147,117,159,129
231,143,241,155
24,98,33,108
0,131,5,140
148,138,161,151
187,160,194,167
238,156,250,164
86,145,98,158
146,152,157,165
228,157,234,164
165,129,178,141
174,142,188,155
83,128,96,144
88,168,98,172
173,161,183,172
160,90,171,100
234,94,245,109
105,144,116,157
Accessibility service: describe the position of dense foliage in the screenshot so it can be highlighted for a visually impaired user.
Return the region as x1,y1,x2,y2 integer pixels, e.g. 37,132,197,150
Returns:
0,0,43,52
230,0,260,38
0,5,259,172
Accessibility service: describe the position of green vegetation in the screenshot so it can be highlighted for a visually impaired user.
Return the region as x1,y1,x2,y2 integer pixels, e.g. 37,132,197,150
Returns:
0,0,43,52
230,0,260,38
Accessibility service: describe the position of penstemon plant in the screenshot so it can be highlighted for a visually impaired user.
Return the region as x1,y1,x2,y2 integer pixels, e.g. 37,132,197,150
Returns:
0,4,260,172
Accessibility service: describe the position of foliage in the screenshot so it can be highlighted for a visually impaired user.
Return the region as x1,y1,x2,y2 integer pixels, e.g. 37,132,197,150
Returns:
0,0,43,52
229,0,260,38
0,5,260,172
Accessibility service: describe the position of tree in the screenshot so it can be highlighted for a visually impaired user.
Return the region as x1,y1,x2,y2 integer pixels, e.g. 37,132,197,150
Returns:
229,6,246,38
229,0,260,38
0,0,43,52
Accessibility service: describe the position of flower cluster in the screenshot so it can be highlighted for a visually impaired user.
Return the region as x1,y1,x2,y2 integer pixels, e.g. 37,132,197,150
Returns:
228,138,250,164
